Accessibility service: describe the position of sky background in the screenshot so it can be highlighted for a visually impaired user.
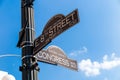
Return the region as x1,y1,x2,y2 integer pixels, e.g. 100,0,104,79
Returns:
0,0,120,80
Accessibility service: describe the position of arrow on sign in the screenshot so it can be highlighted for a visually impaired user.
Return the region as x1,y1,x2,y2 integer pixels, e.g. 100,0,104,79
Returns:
33,9,80,55
35,45,78,71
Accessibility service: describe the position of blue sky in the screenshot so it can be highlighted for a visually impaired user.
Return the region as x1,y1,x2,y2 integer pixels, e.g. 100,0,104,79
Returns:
0,0,120,80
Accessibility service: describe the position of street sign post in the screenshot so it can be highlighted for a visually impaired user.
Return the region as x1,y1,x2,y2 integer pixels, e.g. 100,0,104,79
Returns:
33,9,80,55
35,45,78,71
18,1,39,80
17,0,80,79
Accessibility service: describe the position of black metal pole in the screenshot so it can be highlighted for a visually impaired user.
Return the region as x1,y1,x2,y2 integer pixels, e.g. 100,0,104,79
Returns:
17,0,39,80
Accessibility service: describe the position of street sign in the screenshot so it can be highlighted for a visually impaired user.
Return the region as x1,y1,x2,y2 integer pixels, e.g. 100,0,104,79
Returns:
33,9,80,55
35,45,78,71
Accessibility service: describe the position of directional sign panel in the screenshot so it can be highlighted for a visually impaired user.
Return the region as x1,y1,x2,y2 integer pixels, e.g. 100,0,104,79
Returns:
35,45,78,71
33,9,80,55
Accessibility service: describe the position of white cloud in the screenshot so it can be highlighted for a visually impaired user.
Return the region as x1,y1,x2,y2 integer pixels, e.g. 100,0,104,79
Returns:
79,59,100,77
0,71,15,80
70,46,88,56
78,53,120,77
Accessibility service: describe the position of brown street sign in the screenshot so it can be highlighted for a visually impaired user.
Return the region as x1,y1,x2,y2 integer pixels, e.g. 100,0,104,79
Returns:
33,9,80,55
35,45,78,71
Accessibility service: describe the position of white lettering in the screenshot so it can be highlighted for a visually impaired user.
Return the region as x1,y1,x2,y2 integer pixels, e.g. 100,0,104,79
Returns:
40,35,44,42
